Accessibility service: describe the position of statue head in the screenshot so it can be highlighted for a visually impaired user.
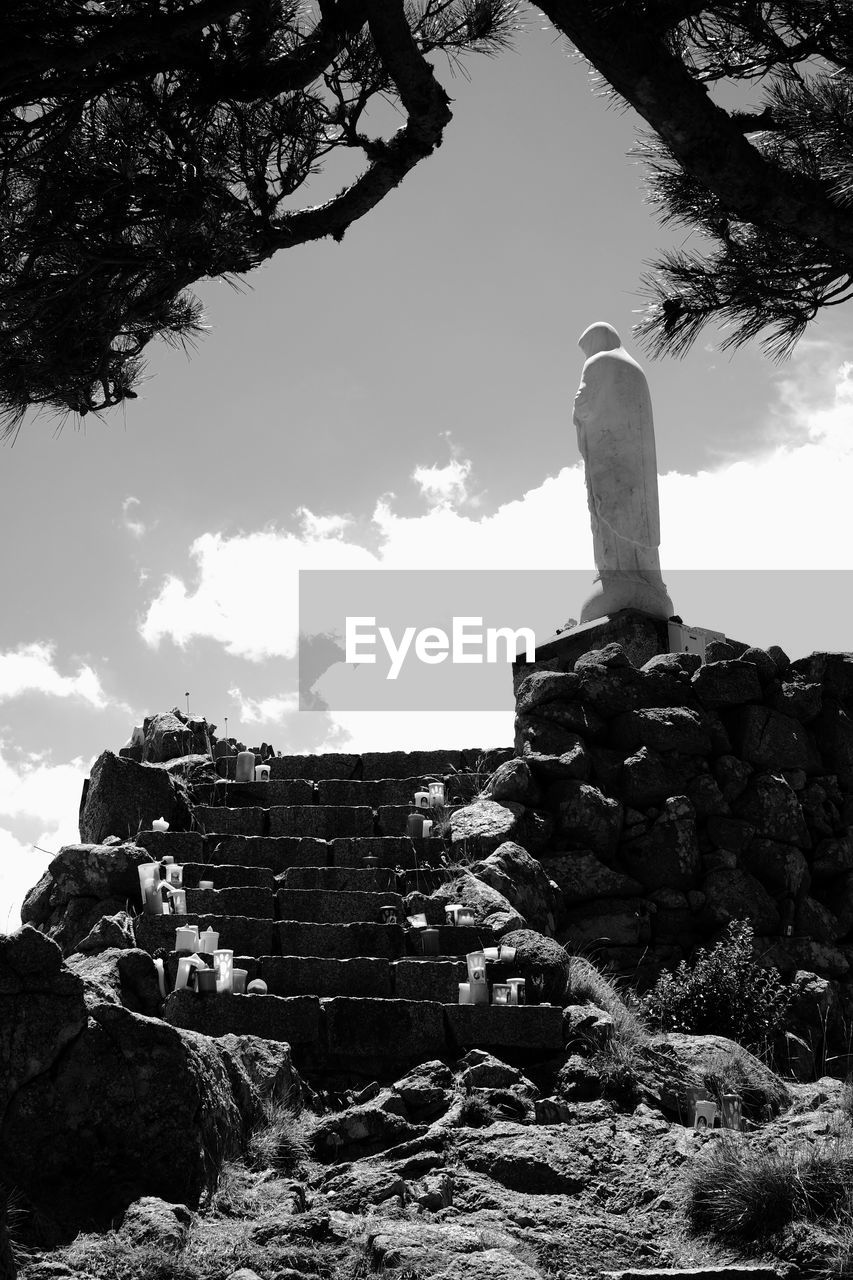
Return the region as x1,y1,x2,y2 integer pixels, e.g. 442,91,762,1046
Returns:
578,322,622,358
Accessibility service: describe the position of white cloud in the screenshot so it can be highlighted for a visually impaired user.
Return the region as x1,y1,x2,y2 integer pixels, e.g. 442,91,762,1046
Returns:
228,688,300,724
122,495,147,538
412,457,473,510
0,827,52,934
0,642,127,710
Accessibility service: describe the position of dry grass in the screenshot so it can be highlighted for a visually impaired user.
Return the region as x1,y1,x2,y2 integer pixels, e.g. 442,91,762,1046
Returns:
244,1095,313,1176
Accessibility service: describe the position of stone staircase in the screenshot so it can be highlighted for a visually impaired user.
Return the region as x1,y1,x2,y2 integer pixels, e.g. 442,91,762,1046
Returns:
132,749,565,1080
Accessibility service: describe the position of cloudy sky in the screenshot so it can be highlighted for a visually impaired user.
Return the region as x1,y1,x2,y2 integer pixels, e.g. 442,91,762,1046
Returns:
2,16,852,927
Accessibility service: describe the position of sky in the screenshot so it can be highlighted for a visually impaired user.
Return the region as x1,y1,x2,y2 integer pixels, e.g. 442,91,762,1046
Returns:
1,14,853,928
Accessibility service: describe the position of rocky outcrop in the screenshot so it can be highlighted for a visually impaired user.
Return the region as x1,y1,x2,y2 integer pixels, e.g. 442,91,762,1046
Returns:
143,710,212,763
79,750,192,845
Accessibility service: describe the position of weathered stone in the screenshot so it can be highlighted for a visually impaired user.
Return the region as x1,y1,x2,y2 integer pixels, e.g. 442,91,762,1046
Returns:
811,835,853,882
700,868,780,935
119,1197,192,1250
732,773,810,847
741,839,810,898
480,758,539,805
575,643,632,671
447,799,527,857
135,830,205,862
67,946,161,1017
393,958,467,1002
72,910,136,954
324,997,447,1063
691,660,763,708
813,702,853,789
620,797,700,890
261,955,393,999
705,816,754,854
760,936,851,979
497,929,571,1005
453,1122,590,1193
729,705,822,773
216,1034,302,1106
445,1003,565,1051
312,1099,420,1159
642,651,702,679
514,670,581,717
562,898,651,949
542,851,643,905
515,711,599,758
547,780,623,859
460,1050,529,1090
686,773,729,820
80,751,192,844
521,740,590,782
621,747,703,808
427,872,525,934
650,1031,790,1117
713,754,753,804
470,842,558,935
392,1059,454,1116
704,640,735,662
611,707,712,756
269,752,361,780
143,711,210,763
800,779,844,839
577,664,647,717
771,680,823,723
795,897,842,943
766,644,791,674
739,646,779,683
165,991,322,1045
563,1003,614,1048
49,841,152,908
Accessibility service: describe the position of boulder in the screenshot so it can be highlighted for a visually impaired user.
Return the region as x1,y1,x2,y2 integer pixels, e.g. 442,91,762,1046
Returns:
311,1098,418,1160
732,773,811,847
740,839,810,897
811,835,853,882
521,740,590,782
713,754,753,804
79,751,192,844
49,841,152,906
515,710,602,758
119,1196,193,1251
691,660,763,707
428,872,525,935
66,946,162,1016
729,705,822,773
813,702,853,790
620,797,701,890
561,898,651,949
547,780,623,860
470,841,558,935
790,652,853,701
73,910,136,955
143,710,211,763
574,642,632,671
497,928,571,1005
621,747,703,808
650,1031,790,1117
541,851,643,906
685,773,729,819
576,664,647,716
446,799,530,858
700,867,780,935
514,670,581,717
771,680,823,723
739,646,779,684
391,1060,454,1118
610,707,712,755
794,897,843,943
480,758,539,806
704,640,735,662
216,1035,303,1108
641,651,702,679
801,779,844,840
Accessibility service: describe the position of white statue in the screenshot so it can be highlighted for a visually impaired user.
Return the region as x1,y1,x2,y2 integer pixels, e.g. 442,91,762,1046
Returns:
573,322,674,623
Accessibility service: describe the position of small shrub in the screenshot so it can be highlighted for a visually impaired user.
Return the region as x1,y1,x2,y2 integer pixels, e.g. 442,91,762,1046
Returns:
457,1096,494,1128
686,1134,853,1244
592,1038,645,1107
245,1095,312,1175
642,921,791,1051
567,954,649,1050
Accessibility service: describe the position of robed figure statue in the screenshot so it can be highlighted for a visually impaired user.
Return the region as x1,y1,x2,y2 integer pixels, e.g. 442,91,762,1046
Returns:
573,322,674,624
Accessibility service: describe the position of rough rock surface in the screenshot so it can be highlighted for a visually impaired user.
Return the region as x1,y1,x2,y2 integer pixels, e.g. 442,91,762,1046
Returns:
79,750,192,845
470,842,558,935
498,928,571,1005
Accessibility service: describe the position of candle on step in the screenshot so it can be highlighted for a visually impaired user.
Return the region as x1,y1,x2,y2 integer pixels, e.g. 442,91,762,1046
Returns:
457,910,476,928
235,751,255,783
152,817,170,832
154,958,166,998
199,927,219,954
471,982,489,1005
406,813,425,837
458,983,473,1004
466,951,487,987
492,984,511,1006
175,925,200,952
213,949,234,994
414,790,429,809
254,764,271,782
144,881,164,915
483,947,500,962
507,978,526,1006
169,888,187,915
379,904,399,925
168,864,183,886
421,928,440,955
137,863,160,906
232,968,248,994
175,954,206,991
198,880,214,890
428,782,445,808
499,945,517,965
195,968,217,994
421,819,433,837
445,903,464,925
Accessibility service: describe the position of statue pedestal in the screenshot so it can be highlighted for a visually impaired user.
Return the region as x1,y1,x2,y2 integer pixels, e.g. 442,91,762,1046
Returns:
512,609,670,692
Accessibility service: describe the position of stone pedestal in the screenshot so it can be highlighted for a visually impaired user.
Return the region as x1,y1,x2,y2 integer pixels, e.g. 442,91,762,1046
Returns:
513,610,669,692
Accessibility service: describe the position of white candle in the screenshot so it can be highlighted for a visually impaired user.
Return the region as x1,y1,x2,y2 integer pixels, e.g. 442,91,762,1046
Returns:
457,910,476,927
199,927,219,954
137,863,160,906
198,880,214,890
168,865,183,886
499,945,517,964
175,925,200,952
213,948,234,994
154,958,166,998
236,751,255,783
422,819,433,837
414,791,429,809
144,882,164,915
445,903,464,925
483,947,500,962
467,951,487,985
471,983,489,1005
195,968,217,994
428,782,445,808
507,978,526,1006
232,968,248,994
169,888,187,915
421,928,440,955
152,817,170,832
492,984,511,1005
175,954,206,991
458,982,473,1004
254,764,271,782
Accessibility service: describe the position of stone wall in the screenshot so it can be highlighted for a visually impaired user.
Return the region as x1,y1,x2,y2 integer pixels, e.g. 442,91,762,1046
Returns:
500,643,853,990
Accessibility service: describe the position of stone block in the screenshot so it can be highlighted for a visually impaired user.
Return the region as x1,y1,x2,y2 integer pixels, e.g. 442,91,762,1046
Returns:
610,707,712,755
135,914,275,957
207,835,330,871
135,830,205,861
275,888,404,924
323,996,447,1060
260,956,393,998
164,990,321,1045
332,836,445,869
405,925,487,957
444,1003,564,1051
184,887,275,919
317,777,431,807
268,805,374,839
269,753,361,780
393,958,467,1002
275,920,406,959
361,749,484,780
191,780,315,808
181,863,276,890
375,805,418,836
730,705,822,773
280,865,398,893
193,806,266,837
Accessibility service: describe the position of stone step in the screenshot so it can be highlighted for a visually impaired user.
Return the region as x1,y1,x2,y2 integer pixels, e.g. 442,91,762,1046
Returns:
269,806,375,839
324,997,447,1063
194,805,267,837
280,865,398,893
260,956,393,999
393,958,467,1003
191,780,315,807
445,1003,565,1052
136,913,276,957
136,830,205,861
181,863,276,890
276,888,405,924
185,887,274,919
206,836,331,871
269,753,362,781
165,989,321,1044
316,777,441,807
360,749,489,780
332,836,446,870
276,920,406,960
375,805,439,837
